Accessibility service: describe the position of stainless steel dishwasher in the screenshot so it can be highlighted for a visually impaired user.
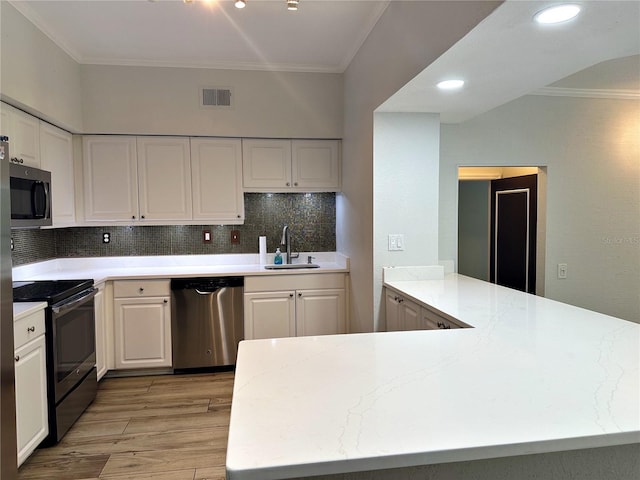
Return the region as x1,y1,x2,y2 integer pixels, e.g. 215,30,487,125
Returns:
171,277,244,370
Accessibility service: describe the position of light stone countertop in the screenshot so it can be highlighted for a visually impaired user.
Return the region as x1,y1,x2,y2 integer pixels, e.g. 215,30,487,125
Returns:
225,273,639,480
12,253,349,284
13,302,47,321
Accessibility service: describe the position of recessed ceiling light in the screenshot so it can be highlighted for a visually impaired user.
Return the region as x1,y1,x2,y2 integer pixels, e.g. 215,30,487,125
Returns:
287,0,299,11
437,79,465,90
235,0,246,8
534,4,581,24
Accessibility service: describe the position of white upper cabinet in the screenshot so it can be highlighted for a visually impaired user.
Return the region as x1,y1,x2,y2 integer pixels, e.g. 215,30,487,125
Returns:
2,103,41,168
190,138,244,223
243,139,340,192
39,122,75,227
83,136,139,222
137,137,192,221
291,140,340,191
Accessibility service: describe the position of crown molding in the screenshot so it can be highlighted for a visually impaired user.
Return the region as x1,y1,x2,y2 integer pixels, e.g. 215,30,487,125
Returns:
530,86,640,100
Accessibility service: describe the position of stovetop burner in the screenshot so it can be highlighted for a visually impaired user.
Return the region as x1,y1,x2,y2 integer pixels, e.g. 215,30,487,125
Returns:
13,279,94,305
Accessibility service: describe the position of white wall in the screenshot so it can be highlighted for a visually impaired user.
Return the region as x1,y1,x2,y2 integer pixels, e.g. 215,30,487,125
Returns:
81,65,342,138
0,2,83,132
340,1,500,333
440,95,640,322
373,112,440,330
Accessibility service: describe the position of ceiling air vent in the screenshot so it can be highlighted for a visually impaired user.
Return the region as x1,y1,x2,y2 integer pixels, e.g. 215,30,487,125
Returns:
201,87,232,107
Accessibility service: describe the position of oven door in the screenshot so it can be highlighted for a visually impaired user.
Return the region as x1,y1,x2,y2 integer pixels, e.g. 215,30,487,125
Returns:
50,287,97,404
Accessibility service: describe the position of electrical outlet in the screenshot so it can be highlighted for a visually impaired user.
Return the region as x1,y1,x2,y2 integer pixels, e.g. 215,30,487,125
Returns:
231,230,240,244
102,233,110,244
203,230,212,243
388,234,405,251
558,263,568,279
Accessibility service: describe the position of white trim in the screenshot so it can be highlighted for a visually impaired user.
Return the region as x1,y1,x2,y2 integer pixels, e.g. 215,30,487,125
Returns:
338,1,390,72
529,87,640,100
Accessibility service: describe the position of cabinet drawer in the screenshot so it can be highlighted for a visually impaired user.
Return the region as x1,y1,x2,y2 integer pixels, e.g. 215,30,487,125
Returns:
14,310,46,350
245,273,345,293
114,279,170,298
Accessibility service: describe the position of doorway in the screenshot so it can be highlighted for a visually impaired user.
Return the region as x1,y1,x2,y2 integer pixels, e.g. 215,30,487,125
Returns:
458,167,544,295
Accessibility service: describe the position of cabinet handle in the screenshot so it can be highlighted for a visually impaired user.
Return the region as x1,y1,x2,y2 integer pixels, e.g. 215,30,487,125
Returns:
163,299,168,304
289,293,294,298
298,292,302,298
139,287,144,293
286,182,290,186
132,215,136,220
237,215,241,218
14,355,20,362
27,326,35,333
141,215,145,219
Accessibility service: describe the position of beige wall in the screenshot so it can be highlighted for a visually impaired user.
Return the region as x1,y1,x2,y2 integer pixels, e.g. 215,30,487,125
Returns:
81,65,342,138
340,1,500,332
440,95,640,322
0,2,83,132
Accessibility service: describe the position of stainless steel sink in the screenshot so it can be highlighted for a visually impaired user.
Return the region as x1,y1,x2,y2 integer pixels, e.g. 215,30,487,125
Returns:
264,264,320,270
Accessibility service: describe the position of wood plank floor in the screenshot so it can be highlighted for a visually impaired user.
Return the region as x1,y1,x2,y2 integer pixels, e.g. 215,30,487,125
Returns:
17,372,234,480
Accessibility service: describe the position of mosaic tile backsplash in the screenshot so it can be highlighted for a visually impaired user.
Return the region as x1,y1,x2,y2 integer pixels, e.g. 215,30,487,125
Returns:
11,193,336,266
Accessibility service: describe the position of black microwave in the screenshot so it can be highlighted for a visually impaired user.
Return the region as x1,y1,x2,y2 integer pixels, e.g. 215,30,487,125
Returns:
9,161,52,228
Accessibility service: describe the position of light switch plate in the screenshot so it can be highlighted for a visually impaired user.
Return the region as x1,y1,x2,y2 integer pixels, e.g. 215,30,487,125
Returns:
388,234,405,251
558,263,568,279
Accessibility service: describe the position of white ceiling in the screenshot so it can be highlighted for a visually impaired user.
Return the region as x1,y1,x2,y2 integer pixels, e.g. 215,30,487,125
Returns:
10,0,389,73
9,0,640,124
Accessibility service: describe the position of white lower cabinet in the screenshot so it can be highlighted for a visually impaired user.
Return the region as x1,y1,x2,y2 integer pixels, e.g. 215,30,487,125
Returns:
385,287,469,331
113,280,172,369
244,274,347,340
14,308,48,467
385,290,423,332
94,282,108,380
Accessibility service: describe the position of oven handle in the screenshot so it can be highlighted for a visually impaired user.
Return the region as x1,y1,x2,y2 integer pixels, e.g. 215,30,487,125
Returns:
52,287,98,315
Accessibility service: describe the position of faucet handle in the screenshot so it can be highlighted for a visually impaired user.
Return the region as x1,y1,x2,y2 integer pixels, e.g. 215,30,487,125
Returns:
307,255,315,264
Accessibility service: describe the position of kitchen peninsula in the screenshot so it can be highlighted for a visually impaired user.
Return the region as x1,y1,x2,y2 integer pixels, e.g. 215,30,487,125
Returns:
226,272,639,480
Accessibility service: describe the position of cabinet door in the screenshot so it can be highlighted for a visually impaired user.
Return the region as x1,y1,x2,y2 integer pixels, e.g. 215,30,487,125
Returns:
94,285,107,380
296,289,346,336
114,297,171,369
83,136,138,222
137,137,192,221
191,138,244,222
14,335,48,467
291,140,340,191
244,291,296,340
385,289,402,332
40,122,75,226
9,106,40,168
242,139,292,190
401,299,422,331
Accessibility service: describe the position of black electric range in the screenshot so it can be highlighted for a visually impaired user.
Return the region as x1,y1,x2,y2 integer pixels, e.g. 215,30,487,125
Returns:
12,278,97,445
13,279,94,305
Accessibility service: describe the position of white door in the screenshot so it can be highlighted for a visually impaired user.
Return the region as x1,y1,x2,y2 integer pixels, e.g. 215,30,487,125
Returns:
40,122,75,226
83,136,139,222
14,335,48,467
9,107,40,168
242,139,292,190
191,138,244,222
296,289,346,336
114,297,172,368
385,289,402,332
137,137,192,221
291,140,340,191
244,291,296,340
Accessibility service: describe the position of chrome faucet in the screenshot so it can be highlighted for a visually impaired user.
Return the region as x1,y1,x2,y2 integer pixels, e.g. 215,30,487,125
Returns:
281,225,299,264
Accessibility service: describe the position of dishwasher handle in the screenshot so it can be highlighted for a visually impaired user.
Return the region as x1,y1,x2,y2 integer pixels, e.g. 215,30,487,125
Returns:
194,287,221,295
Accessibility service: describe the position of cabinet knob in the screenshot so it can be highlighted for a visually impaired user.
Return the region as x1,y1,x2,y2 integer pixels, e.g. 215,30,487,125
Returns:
27,326,35,333
132,216,136,220
298,292,302,298
164,299,168,304
289,293,294,298
294,182,298,186
286,182,290,186
237,215,241,218
14,355,20,362
139,287,144,293
141,215,145,219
